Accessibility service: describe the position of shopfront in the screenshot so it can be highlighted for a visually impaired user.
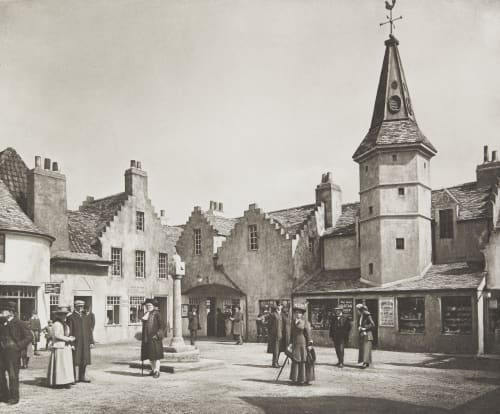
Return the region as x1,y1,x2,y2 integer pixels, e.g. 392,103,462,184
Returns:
485,292,500,354
0,285,38,321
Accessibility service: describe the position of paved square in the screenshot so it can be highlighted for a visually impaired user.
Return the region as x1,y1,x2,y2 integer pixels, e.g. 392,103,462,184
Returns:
6,340,500,413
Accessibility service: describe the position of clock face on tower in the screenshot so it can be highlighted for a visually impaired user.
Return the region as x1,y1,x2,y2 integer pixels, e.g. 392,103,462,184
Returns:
388,95,401,114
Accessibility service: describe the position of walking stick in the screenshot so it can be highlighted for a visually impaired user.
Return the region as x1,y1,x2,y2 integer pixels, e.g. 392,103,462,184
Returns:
141,360,144,377
275,356,289,382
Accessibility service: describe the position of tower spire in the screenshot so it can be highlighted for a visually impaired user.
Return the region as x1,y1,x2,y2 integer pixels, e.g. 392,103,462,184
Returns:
380,0,403,36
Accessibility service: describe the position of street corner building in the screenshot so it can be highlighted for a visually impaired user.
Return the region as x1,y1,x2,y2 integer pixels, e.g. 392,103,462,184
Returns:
0,151,182,343
293,33,500,355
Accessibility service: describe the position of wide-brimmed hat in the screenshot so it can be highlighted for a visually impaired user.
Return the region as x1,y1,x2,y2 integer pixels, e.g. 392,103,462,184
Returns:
143,298,159,307
292,303,307,313
53,305,71,315
0,301,17,312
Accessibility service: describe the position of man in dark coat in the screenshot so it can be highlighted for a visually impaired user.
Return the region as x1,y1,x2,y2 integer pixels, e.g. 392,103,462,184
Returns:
67,300,94,383
0,302,33,405
188,306,200,345
141,298,165,378
329,306,352,368
267,302,290,368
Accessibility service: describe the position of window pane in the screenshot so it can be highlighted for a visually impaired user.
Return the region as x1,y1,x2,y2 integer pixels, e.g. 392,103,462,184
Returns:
136,211,145,231
439,209,454,239
135,251,145,278
111,248,122,276
249,225,258,250
398,297,425,333
442,296,472,335
159,253,167,279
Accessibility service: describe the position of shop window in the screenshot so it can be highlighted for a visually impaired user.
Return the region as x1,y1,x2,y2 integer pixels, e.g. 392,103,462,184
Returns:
136,211,145,231
488,299,500,333
106,296,120,325
398,297,425,334
248,225,258,251
135,250,145,278
158,253,168,279
194,229,202,255
441,296,472,335
259,299,291,315
111,247,122,277
0,234,5,262
396,238,405,250
439,209,454,239
308,299,338,330
129,296,145,324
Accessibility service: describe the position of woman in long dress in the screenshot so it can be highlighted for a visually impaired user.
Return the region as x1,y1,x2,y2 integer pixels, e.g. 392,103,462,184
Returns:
356,303,375,368
141,298,165,378
289,303,315,385
47,306,75,388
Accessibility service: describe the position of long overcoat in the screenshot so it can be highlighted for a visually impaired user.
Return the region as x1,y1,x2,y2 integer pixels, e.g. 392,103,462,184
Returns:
231,311,243,336
267,311,289,354
141,310,165,361
329,315,352,344
67,312,94,366
289,318,315,384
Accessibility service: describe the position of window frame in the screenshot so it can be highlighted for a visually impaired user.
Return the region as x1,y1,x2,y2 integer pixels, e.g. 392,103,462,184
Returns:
129,296,145,324
398,187,405,196
439,209,454,239
396,238,405,250
135,250,146,278
111,247,122,277
441,296,472,335
136,211,145,231
106,296,121,325
398,297,425,334
194,228,202,256
158,253,168,279
248,224,258,251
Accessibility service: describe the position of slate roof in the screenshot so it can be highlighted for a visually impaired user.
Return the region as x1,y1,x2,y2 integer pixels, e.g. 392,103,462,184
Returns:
353,119,437,160
67,193,129,254
294,262,484,295
268,204,316,236
0,179,51,238
204,213,238,237
323,202,360,238
431,182,492,221
51,250,110,263
0,147,29,212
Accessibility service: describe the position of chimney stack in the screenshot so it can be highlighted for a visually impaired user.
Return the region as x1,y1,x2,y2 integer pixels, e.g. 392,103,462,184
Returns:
477,145,500,187
484,146,489,163
218,202,224,212
27,155,69,251
130,160,136,168
315,171,342,229
125,160,148,197
136,161,142,169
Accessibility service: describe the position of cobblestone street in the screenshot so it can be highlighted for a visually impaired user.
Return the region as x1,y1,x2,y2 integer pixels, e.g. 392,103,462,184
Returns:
4,339,500,414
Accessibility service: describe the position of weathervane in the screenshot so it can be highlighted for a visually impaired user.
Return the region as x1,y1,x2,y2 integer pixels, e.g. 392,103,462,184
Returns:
380,0,403,36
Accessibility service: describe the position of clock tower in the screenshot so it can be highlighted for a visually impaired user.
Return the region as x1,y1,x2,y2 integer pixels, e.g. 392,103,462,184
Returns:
353,34,437,286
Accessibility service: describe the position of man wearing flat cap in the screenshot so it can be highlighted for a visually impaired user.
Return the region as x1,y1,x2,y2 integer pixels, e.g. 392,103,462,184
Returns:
0,301,33,404
67,300,94,383
329,306,351,368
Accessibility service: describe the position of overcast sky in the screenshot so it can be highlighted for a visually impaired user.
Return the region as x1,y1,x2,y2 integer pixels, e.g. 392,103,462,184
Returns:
0,0,499,224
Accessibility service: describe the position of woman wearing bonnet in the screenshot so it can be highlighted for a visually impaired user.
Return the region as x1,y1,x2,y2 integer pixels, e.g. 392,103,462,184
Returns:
356,303,375,368
141,298,165,378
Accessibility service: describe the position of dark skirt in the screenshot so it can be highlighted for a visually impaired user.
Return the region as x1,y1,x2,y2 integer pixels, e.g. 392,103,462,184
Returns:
141,338,163,361
290,360,315,384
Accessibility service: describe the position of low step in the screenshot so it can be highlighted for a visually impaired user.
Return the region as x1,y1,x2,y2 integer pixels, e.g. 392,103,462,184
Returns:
129,358,225,374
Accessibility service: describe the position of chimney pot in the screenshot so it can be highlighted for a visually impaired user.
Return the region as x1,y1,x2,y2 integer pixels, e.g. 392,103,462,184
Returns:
218,202,224,212
209,201,215,210
160,210,165,217
484,146,489,163
130,160,136,168
52,162,59,172
136,161,142,169
493,151,498,162
44,158,51,170
35,156,42,168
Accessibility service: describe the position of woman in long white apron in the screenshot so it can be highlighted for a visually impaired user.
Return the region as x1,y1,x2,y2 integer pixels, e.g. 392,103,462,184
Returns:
47,306,75,388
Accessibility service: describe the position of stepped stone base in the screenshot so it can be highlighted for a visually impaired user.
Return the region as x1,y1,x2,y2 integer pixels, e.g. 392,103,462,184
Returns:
163,344,200,362
129,358,224,374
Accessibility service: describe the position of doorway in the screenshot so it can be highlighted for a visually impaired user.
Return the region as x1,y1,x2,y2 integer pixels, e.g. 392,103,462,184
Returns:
206,297,216,336
356,298,379,348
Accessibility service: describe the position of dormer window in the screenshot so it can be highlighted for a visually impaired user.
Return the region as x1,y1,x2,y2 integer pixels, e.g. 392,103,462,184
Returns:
439,209,454,239
136,211,145,231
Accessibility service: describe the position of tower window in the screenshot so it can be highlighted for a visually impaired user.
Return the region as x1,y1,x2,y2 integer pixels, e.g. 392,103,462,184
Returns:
369,206,373,215
365,165,368,173
439,209,454,239
396,238,405,250
368,263,374,275
398,187,405,196
392,154,398,162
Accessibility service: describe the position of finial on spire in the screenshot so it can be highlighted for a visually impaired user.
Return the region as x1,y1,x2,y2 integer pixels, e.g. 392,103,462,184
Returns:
380,0,403,36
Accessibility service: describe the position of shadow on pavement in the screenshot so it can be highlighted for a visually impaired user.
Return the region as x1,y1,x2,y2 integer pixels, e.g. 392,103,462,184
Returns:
240,395,447,414
463,376,500,386
242,379,292,386
387,355,500,372
453,387,500,414
233,363,275,369
105,370,145,377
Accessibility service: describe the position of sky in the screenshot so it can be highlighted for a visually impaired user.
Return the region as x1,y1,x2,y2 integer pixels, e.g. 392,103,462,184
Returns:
0,0,499,224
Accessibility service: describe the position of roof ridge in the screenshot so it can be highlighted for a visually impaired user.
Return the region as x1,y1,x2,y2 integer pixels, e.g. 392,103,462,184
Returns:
432,181,478,192
82,192,127,205
267,203,316,214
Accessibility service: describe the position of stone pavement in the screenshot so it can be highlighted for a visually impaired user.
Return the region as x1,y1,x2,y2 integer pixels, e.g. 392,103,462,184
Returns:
4,339,500,414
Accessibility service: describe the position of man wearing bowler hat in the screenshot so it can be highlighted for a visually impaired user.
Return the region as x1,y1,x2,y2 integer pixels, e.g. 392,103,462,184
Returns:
67,300,94,383
329,305,351,368
0,301,32,404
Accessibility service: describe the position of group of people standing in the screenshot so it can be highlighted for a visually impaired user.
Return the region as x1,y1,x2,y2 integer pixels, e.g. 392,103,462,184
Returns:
0,300,94,405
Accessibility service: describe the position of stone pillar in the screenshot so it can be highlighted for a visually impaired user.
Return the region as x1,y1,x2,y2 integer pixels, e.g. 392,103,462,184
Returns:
170,273,185,347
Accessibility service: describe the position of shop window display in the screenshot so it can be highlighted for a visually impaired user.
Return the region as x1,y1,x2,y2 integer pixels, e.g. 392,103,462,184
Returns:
398,297,425,334
441,296,472,335
308,299,338,330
